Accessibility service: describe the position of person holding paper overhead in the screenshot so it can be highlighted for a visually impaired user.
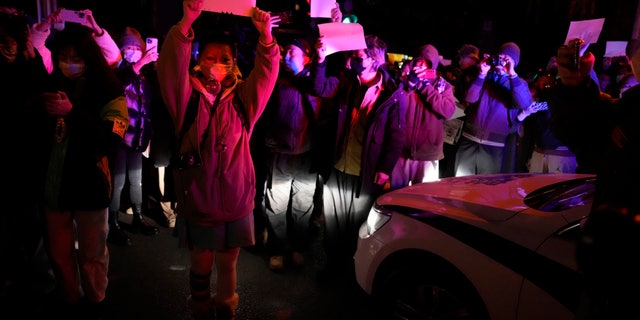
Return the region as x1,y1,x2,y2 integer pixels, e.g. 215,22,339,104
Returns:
311,33,407,275
156,0,280,319
549,39,640,320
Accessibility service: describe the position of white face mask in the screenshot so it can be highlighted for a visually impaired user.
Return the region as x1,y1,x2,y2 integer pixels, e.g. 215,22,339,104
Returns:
59,61,86,79
199,63,233,82
123,49,142,63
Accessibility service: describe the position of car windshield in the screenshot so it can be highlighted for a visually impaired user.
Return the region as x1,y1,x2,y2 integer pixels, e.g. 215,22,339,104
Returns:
524,177,596,212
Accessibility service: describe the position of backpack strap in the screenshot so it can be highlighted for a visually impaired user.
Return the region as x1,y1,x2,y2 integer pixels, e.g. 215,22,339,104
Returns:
232,95,249,132
177,89,200,148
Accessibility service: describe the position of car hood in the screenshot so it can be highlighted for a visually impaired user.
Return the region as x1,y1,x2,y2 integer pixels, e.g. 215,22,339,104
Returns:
375,173,594,222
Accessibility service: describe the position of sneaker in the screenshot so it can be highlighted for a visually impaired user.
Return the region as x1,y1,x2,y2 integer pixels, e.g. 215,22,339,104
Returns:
268,255,284,271
291,251,305,267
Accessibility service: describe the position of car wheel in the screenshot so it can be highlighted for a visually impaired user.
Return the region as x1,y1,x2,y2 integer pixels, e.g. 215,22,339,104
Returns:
372,257,489,320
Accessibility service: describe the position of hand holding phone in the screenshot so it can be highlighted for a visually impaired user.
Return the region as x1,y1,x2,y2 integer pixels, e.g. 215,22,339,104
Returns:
146,38,158,54
59,8,86,24
146,38,159,62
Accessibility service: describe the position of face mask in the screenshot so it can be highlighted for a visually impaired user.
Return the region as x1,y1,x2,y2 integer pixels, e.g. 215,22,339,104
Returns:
123,49,142,63
200,63,233,82
350,57,367,74
0,41,18,63
59,61,86,79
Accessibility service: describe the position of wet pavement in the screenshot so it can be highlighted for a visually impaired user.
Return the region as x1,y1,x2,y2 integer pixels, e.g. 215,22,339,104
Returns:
6,212,378,320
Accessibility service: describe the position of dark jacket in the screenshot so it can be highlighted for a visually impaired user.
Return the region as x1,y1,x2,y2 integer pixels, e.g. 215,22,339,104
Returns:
115,61,153,152
312,62,407,195
2,50,50,204
43,75,128,211
264,63,322,155
548,78,610,174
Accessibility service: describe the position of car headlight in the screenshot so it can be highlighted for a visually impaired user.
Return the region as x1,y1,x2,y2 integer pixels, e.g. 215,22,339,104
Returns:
358,203,392,239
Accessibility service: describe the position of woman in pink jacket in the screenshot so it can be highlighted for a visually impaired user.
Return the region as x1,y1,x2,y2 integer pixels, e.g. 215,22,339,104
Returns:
156,1,280,319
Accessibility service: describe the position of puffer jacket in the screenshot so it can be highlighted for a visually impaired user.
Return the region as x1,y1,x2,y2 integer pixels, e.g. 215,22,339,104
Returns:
115,62,153,151
156,24,279,226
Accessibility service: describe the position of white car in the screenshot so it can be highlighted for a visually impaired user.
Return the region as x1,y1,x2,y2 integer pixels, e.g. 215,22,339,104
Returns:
354,173,596,320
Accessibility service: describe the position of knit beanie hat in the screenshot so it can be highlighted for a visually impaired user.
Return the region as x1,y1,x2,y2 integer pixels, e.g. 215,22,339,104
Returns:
120,26,144,51
499,42,520,67
417,44,440,69
288,38,312,58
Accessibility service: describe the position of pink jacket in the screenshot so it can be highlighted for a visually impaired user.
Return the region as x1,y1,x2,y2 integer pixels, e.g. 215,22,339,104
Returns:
157,24,279,226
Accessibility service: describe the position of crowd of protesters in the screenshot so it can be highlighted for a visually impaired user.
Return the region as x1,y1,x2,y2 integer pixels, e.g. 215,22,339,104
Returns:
1,0,638,319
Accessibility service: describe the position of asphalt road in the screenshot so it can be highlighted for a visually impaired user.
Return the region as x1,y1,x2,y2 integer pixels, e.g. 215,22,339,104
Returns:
10,212,378,320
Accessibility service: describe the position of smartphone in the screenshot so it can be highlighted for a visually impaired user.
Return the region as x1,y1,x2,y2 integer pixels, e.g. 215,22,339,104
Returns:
59,8,86,24
146,37,158,54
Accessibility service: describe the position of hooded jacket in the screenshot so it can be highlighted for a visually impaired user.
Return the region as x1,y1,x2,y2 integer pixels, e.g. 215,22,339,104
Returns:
156,24,279,226
401,75,457,161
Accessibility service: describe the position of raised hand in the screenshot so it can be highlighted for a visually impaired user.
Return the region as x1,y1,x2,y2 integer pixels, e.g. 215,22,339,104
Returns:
331,3,343,22
182,0,203,28
79,9,104,35
251,7,277,45
315,35,327,63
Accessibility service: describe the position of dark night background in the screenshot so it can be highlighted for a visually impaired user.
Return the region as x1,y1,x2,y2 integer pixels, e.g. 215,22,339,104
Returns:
20,0,640,75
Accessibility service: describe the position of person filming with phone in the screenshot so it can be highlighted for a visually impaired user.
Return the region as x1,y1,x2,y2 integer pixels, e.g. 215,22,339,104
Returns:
106,26,161,247
454,41,534,176
390,44,457,188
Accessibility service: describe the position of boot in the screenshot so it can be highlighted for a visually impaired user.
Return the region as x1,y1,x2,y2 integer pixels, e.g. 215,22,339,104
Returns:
188,270,213,320
213,293,239,320
187,294,213,320
131,204,159,236
107,210,131,246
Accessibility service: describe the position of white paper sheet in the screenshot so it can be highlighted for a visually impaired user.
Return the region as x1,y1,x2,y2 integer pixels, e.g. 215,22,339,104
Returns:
317,22,366,56
202,0,256,17
310,0,336,18
564,18,605,54
604,41,628,57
